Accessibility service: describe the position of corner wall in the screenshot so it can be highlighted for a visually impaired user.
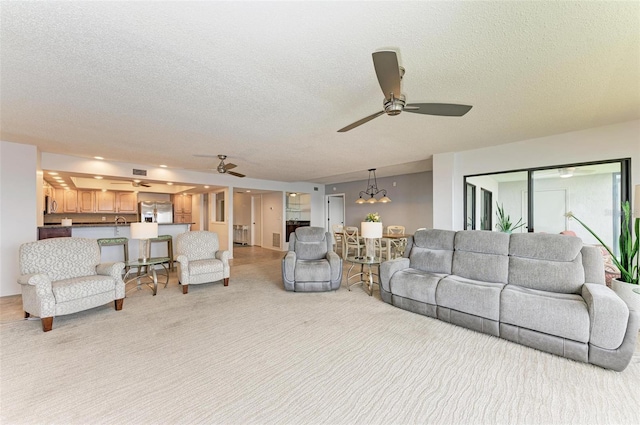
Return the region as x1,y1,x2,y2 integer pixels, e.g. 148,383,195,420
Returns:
1,141,39,296
433,120,640,230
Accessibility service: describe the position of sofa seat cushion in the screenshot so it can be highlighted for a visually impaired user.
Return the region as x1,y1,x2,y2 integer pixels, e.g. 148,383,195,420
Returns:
436,275,504,321
389,269,445,304
501,285,590,343
189,258,224,276
295,259,330,282
52,275,116,303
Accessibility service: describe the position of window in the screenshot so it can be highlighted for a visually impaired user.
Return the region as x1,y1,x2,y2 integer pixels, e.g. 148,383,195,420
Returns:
465,183,476,230
464,159,631,250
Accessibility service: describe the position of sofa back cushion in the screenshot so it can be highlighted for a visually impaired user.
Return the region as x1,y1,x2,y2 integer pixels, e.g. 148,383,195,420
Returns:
452,231,510,283
19,237,100,281
409,229,456,274
508,233,585,294
176,231,220,261
291,227,329,260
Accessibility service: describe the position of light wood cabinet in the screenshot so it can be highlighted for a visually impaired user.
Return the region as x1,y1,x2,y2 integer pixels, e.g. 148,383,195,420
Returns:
57,189,78,213
174,213,192,224
78,190,95,213
116,192,137,213
173,194,192,213
95,191,116,213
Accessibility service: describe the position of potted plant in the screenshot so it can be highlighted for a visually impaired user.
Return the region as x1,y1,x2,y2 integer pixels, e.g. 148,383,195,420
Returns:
565,201,639,308
495,203,526,233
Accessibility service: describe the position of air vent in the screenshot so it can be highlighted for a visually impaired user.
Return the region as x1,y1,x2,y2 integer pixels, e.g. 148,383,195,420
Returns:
272,233,281,248
132,169,147,176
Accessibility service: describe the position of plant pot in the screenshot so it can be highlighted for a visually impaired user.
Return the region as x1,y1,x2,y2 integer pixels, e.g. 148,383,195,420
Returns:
611,278,640,312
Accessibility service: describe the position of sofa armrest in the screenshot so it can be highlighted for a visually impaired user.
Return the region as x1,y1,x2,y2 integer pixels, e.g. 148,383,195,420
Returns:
18,273,51,290
326,251,342,284
96,262,125,279
176,255,189,267
380,258,410,293
215,250,230,264
582,283,629,350
282,251,296,282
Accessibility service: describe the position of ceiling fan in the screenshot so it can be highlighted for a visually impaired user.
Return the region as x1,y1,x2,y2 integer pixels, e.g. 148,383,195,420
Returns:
111,180,152,188
338,50,473,132
193,154,245,178
535,167,596,179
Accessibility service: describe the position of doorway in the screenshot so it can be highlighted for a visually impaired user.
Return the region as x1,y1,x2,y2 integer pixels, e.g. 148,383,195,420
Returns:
326,194,345,232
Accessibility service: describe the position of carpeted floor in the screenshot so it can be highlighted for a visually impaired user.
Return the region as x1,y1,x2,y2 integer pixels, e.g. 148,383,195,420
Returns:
1,255,639,424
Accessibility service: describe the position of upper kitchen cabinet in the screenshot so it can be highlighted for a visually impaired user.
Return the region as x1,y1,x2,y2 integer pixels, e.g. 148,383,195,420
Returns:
56,189,78,213
78,190,95,213
116,192,137,214
173,194,192,213
95,190,116,213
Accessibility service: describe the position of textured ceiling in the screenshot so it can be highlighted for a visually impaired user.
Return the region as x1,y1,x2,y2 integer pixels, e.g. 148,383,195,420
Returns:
1,2,639,184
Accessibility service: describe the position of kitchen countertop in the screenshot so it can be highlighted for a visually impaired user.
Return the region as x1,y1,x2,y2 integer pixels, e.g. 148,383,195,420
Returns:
40,222,193,228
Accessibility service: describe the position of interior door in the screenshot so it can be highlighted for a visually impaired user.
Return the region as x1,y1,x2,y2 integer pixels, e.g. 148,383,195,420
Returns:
251,195,262,246
327,194,345,232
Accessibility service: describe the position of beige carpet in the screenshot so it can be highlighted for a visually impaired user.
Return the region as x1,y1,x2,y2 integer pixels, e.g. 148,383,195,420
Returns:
1,259,639,425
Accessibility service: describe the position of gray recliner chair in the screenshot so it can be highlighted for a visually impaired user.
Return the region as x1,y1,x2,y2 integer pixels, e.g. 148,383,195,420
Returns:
282,226,342,292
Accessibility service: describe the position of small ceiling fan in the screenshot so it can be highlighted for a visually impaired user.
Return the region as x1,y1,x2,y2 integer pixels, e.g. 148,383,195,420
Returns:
338,50,473,132
193,154,245,178
111,180,152,188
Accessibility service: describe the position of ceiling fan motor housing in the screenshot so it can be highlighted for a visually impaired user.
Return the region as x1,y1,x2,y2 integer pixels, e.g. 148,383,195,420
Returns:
384,94,406,116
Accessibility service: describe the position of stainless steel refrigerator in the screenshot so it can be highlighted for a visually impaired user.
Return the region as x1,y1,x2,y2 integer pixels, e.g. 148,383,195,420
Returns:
139,201,173,224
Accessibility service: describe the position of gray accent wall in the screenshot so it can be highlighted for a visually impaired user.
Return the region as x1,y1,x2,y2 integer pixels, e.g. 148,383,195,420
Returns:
325,171,433,233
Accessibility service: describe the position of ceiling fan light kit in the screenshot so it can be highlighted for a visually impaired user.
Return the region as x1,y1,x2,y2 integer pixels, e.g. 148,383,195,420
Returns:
356,168,391,204
193,154,246,178
338,50,472,132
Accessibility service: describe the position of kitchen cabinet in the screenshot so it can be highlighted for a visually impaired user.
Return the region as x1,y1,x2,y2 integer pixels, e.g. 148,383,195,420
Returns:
57,189,78,213
174,213,192,224
95,191,116,213
116,192,137,213
78,190,95,213
173,194,192,213
173,194,192,223
38,227,72,240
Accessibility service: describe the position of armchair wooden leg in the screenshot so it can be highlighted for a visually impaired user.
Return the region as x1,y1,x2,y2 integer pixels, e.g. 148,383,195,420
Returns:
224,278,229,287
24,312,30,319
182,284,189,294
114,299,123,311
41,317,53,332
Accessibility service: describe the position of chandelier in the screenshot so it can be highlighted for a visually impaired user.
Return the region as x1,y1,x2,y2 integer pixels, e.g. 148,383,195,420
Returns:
355,168,391,204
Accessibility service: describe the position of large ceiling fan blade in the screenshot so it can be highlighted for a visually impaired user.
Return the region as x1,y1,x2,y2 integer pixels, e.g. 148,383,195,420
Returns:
227,171,245,178
193,154,219,158
224,163,238,170
337,110,385,132
404,103,473,117
372,51,401,100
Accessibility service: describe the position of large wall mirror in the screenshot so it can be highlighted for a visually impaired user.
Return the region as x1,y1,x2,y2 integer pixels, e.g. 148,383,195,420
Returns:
464,159,631,255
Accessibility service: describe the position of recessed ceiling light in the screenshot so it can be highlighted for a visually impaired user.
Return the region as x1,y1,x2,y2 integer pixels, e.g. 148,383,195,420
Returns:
48,172,58,176
167,182,173,185
159,164,168,168
94,176,103,179
54,177,64,181
102,189,107,192
246,190,251,193
204,185,210,189
60,183,68,187
94,156,104,160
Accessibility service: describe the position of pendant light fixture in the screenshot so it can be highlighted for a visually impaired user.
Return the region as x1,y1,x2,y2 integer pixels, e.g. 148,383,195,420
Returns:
355,168,391,204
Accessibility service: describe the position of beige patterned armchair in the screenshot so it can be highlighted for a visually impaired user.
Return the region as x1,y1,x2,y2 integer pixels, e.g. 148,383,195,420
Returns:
175,231,230,294
18,237,125,332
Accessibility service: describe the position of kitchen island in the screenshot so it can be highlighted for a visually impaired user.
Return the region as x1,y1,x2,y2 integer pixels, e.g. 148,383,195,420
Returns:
37,222,191,264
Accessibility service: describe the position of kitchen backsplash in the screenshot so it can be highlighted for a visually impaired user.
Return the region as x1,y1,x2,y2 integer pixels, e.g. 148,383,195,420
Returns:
44,213,138,225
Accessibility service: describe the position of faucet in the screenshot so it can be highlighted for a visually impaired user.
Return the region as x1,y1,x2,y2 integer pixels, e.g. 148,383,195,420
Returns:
115,216,127,225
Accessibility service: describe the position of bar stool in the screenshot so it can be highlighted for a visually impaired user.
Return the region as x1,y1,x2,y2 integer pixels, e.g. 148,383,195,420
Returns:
149,234,174,271
97,237,129,271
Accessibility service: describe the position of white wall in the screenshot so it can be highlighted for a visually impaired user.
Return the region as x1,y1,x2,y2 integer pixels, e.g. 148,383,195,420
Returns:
433,120,640,230
1,141,39,296
262,192,285,250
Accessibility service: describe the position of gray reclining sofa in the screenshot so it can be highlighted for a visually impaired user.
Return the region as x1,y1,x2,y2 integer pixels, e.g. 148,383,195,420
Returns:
380,229,639,371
